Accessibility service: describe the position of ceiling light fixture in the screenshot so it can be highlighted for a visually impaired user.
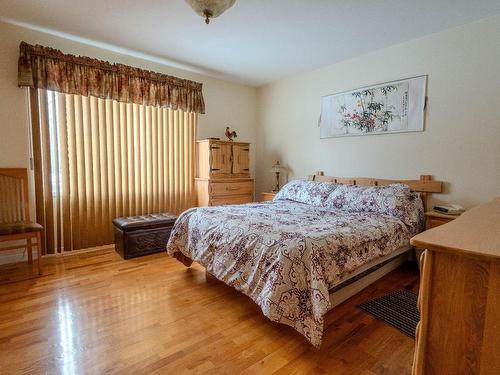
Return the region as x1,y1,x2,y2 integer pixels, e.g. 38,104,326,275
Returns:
185,0,236,24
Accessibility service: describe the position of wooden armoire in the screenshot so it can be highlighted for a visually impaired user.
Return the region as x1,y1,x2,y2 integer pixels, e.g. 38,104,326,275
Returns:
195,139,254,206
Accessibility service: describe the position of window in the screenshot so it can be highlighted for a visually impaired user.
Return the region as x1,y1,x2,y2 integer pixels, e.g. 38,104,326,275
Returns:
32,89,197,253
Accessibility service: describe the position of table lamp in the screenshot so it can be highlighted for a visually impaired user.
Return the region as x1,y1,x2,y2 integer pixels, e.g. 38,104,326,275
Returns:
271,161,282,192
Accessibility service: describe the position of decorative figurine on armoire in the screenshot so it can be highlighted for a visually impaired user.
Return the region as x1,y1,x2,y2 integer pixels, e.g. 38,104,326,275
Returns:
225,126,237,141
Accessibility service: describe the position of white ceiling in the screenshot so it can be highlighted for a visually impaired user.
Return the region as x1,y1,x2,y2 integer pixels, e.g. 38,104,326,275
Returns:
1,0,500,86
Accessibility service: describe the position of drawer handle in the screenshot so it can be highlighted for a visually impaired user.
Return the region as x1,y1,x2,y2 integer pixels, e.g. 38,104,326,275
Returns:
210,146,220,149
226,186,240,191
242,168,249,171
211,168,220,171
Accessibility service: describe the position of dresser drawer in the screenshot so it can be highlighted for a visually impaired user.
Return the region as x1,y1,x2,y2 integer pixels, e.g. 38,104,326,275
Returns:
209,194,253,206
209,181,253,197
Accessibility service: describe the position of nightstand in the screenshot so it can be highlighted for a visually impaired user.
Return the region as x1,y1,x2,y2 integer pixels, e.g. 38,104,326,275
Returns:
261,192,277,202
425,211,460,229
416,211,462,270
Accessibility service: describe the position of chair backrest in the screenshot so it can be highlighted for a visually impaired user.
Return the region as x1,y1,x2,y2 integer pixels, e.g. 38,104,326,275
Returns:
0,168,30,223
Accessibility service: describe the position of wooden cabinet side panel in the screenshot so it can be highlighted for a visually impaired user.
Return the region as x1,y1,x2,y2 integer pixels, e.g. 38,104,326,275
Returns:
413,250,433,375
425,252,489,375
479,262,500,375
195,179,210,206
196,142,210,179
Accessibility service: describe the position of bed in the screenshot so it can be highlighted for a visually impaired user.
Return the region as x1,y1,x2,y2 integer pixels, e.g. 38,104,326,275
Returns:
166,172,442,347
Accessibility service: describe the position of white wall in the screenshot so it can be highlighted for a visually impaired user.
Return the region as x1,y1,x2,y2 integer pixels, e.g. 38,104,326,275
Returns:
0,21,257,168
0,20,257,263
256,16,500,208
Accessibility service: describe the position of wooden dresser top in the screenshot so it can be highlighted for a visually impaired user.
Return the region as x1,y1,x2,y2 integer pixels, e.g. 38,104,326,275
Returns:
196,139,250,145
411,198,500,261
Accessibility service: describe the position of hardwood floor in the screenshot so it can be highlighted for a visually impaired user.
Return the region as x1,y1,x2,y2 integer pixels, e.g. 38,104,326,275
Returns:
0,249,419,375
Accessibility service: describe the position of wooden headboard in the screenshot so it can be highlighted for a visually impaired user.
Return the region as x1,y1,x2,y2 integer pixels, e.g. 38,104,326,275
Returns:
308,171,443,211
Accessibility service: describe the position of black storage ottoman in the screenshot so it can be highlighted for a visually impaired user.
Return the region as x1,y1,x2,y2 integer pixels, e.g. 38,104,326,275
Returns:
113,213,178,259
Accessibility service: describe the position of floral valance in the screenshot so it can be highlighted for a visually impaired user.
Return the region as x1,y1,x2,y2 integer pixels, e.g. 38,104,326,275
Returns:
18,42,205,114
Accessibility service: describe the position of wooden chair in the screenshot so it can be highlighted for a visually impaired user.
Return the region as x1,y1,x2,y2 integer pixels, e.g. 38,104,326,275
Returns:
0,168,43,275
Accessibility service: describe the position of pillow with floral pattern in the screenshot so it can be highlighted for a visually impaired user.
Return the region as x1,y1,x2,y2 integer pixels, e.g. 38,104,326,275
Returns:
273,179,339,207
325,183,424,233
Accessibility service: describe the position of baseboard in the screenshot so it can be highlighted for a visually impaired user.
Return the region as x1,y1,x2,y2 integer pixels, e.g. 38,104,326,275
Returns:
0,244,116,266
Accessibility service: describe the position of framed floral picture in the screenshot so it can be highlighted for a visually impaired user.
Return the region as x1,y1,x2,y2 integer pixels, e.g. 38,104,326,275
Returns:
319,75,427,138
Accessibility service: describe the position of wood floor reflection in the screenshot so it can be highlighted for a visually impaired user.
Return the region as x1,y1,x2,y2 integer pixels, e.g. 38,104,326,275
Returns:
0,248,419,374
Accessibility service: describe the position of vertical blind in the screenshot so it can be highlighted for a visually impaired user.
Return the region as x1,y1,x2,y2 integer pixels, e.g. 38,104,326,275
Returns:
33,89,197,254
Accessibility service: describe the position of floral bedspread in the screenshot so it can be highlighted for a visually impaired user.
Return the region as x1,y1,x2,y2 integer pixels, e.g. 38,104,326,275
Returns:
166,199,416,347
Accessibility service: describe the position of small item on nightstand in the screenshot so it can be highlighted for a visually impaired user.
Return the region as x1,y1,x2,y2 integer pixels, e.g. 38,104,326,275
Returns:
433,204,465,215
271,161,283,192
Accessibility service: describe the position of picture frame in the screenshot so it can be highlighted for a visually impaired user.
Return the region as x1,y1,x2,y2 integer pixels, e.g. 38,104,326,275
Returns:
319,75,427,138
